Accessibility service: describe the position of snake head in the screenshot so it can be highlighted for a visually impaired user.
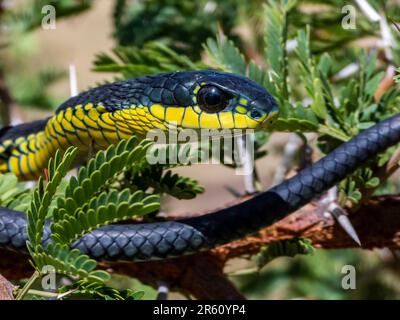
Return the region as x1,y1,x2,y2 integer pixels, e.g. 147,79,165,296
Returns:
144,70,279,131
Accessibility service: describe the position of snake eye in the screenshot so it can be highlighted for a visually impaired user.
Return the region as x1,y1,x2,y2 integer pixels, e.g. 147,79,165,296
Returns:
197,85,229,113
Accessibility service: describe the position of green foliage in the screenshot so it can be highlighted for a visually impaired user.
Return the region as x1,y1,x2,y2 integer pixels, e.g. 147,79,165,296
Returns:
263,8,399,205
24,139,155,295
22,134,206,299
5,0,92,32
93,42,206,80
0,173,31,212
25,146,110,285
268,24,320,132
112,0,239,59
204,37,247,75
264,0,297,100
59,279,144,300
49,138,160,246
1,0,94,118
234,249,400,300
7,68,66,110
32,244,110,283
395,67,400,84
256,238,315,270
27,147,77,250
129,166,204,200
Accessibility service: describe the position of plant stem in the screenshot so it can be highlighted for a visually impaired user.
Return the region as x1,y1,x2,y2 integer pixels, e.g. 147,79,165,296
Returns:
27,289,58,298
15,270,40,300
25,288,77,300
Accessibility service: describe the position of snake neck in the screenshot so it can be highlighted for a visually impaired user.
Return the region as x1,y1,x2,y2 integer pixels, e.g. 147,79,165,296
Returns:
0,104,169,180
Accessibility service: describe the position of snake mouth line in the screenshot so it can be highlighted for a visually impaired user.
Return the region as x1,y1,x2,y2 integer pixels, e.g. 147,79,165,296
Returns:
259,110,279,129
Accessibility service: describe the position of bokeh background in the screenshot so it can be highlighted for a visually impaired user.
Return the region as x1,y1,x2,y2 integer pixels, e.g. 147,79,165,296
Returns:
1,0,400,299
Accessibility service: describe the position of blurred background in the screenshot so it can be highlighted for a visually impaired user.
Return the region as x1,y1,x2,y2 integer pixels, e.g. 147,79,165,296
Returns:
1,0,400,299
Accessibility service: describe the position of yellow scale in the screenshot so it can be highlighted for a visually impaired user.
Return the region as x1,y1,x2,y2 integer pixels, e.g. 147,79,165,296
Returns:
0,100,268,180
0,103,169,179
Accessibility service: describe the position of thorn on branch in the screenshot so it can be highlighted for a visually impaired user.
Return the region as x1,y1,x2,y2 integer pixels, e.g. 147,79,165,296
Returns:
330,205,361,247
317,187,361,246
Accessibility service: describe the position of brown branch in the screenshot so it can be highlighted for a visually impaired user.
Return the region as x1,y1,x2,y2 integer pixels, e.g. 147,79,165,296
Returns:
1,195,400,299
0,273,14,300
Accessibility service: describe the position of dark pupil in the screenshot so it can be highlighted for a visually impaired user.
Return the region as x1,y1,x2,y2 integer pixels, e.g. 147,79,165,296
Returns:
204,87,221,106
198,86,227,113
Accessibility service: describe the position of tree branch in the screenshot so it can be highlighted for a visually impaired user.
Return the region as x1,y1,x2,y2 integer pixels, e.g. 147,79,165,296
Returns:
1,195,400,299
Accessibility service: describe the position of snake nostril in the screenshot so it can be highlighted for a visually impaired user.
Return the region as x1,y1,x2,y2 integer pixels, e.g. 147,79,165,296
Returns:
250,109,262,119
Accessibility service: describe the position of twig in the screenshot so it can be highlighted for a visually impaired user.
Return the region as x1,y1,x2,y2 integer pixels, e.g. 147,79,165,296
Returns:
356,1,395,62
15,270,39,300
69,64,79,97
27,289,58,299
332,63,360,82
378,9,395,62
272,133,302,185
236,133,258,194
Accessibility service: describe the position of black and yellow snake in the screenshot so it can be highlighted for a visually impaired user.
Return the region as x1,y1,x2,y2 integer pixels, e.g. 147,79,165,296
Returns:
0,70,400,261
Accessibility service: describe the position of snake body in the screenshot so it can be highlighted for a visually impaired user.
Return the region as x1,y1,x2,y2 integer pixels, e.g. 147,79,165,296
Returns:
0,70,399,261
0,71,278,180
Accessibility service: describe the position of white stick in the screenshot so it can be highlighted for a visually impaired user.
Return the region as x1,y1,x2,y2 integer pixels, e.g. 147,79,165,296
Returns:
272,134,302,185
332,63,360,81
237,134,256,194
69,64,79,97
379,13,395,61
354,0,381,22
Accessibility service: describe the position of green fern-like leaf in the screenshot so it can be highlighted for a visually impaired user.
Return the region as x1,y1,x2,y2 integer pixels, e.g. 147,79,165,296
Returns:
204,35,272,91
59,279,144,300
264,0,297,100
27,147,77,252
24,145,111,284
48,137,160,245
130,166,204,200
0,173,31,210
53,137,153,223
93,42,206,79
31,244,109,283
256,238,315,270
51,189,159,244
204,36,246,75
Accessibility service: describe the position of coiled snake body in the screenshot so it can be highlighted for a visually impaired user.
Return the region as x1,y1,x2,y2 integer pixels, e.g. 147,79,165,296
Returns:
0,70,399,261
